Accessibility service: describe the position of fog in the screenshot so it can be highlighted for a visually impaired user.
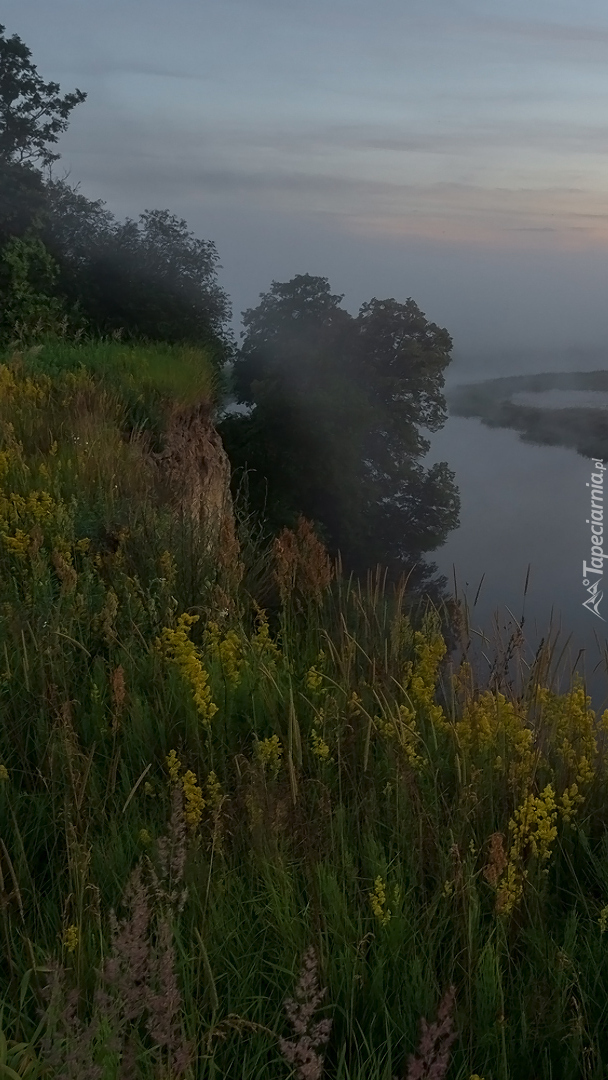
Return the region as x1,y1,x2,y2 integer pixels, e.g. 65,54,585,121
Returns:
199,203,608,379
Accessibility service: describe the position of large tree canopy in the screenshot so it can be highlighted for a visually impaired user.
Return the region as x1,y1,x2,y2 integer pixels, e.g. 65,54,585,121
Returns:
221,274,460,579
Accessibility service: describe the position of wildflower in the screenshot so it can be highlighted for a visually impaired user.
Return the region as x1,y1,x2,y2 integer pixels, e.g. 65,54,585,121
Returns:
110,664,126,719
537,680,598,797
493,784,558,917
482,833,507,888
349,691,363,715
496,860,526,917
251,603,281,661
278,946,332,1080
560,782,582,825
52,548,77,593
182,770,205,831
273,517,333,605
157,614,218,728
63,925,79,954
166,749,182,784
139,829,152,846
158,549,177,586
306,666,325,693
0,763,8,781
405,984,457,1080
255,734,283,780
99,587,119,645
402,625,450,736
144,781,156,797
510,783,558,866
374,706,426,770
599,905,608,933
310,728,331,760
205,771,223,811
369,875,391,926
1,528,30,556
204,622,244,685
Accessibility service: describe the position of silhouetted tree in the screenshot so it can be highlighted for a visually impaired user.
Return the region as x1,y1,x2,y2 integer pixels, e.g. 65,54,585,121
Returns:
221,274,460,578
0,23,87,249
0,22,86,169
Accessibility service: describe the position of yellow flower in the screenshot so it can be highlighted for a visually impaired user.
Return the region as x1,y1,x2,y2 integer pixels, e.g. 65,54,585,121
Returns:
306,665,325,693
139,829,152,845
157,614,218,727
251,604,281,661
494,783,559,917
599,905,608,934
204,622,244,685
0,763,8,781
63,925,79,953
509,783,558,866
537,679,598,798
1,528,30,556
310,728,331,760
255,734,283,780
349,691,363,715
496,860,526,918
205,770,223,810
402,626,449,735
369,875,391,926
166,749,182,784
182,769,205,830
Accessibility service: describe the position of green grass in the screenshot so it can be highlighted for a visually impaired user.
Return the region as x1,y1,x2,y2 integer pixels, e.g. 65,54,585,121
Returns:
1,339,608,1079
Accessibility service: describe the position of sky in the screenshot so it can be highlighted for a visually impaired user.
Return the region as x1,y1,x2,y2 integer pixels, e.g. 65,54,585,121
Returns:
5,0,608,374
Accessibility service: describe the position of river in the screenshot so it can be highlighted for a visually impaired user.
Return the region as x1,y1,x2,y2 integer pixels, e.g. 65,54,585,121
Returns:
427,385,608,713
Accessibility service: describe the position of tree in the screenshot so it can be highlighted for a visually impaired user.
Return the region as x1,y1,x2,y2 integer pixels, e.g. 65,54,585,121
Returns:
84,207,232,352
0,25,233,360
0,23,86,169
221,274,460,579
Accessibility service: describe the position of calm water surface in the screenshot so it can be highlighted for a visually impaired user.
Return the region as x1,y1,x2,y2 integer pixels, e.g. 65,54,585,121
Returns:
428,408,608,711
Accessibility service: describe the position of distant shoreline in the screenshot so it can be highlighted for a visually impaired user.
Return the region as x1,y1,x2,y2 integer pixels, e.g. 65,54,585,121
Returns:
447,369,608,459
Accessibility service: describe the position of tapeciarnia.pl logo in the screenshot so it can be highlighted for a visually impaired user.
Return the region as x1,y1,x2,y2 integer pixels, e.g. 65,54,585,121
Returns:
582,458,606,620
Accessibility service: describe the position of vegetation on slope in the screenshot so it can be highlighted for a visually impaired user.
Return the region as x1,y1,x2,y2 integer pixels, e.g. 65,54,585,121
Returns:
3,21,608,1080
1,339,608,1080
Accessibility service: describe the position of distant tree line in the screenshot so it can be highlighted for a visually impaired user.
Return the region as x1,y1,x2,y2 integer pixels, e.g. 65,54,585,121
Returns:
0,22,459,585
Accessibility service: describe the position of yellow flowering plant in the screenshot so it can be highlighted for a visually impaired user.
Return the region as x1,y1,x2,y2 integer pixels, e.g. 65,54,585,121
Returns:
369,875,391,926
157,613,218,728
255,734,283,780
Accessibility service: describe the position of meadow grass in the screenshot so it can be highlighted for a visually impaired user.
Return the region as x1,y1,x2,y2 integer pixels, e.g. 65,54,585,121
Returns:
1,339,608,1078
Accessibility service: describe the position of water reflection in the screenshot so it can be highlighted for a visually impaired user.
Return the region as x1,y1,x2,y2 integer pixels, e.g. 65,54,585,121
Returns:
427,413,608,711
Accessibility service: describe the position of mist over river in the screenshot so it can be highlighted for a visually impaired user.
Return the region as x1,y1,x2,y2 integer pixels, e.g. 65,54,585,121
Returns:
428,362,608,713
